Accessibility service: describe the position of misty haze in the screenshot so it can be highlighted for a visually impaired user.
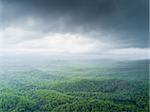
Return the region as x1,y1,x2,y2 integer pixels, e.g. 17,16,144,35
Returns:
0,0,149,112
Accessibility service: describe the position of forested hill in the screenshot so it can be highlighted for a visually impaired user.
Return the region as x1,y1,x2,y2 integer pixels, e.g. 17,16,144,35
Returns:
0,59,149,112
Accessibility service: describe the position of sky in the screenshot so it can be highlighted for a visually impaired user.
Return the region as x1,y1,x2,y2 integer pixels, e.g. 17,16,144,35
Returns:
0,0,149,60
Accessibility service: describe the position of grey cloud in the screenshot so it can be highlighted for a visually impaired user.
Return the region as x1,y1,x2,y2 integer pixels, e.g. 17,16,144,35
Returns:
1,0,149,48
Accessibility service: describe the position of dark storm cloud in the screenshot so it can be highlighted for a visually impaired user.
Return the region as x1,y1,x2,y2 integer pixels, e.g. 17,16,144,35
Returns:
1,0,149,48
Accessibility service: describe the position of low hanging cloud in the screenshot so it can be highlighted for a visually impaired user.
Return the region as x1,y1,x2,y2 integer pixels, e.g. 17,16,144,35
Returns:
0,26,113,54
0,27,44,44
0,26,149,60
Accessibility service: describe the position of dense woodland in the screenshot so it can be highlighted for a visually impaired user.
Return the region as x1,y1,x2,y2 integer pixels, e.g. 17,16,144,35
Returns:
0,59,149,112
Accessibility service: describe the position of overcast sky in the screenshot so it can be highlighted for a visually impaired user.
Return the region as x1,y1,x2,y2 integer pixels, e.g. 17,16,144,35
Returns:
0,0,149,60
